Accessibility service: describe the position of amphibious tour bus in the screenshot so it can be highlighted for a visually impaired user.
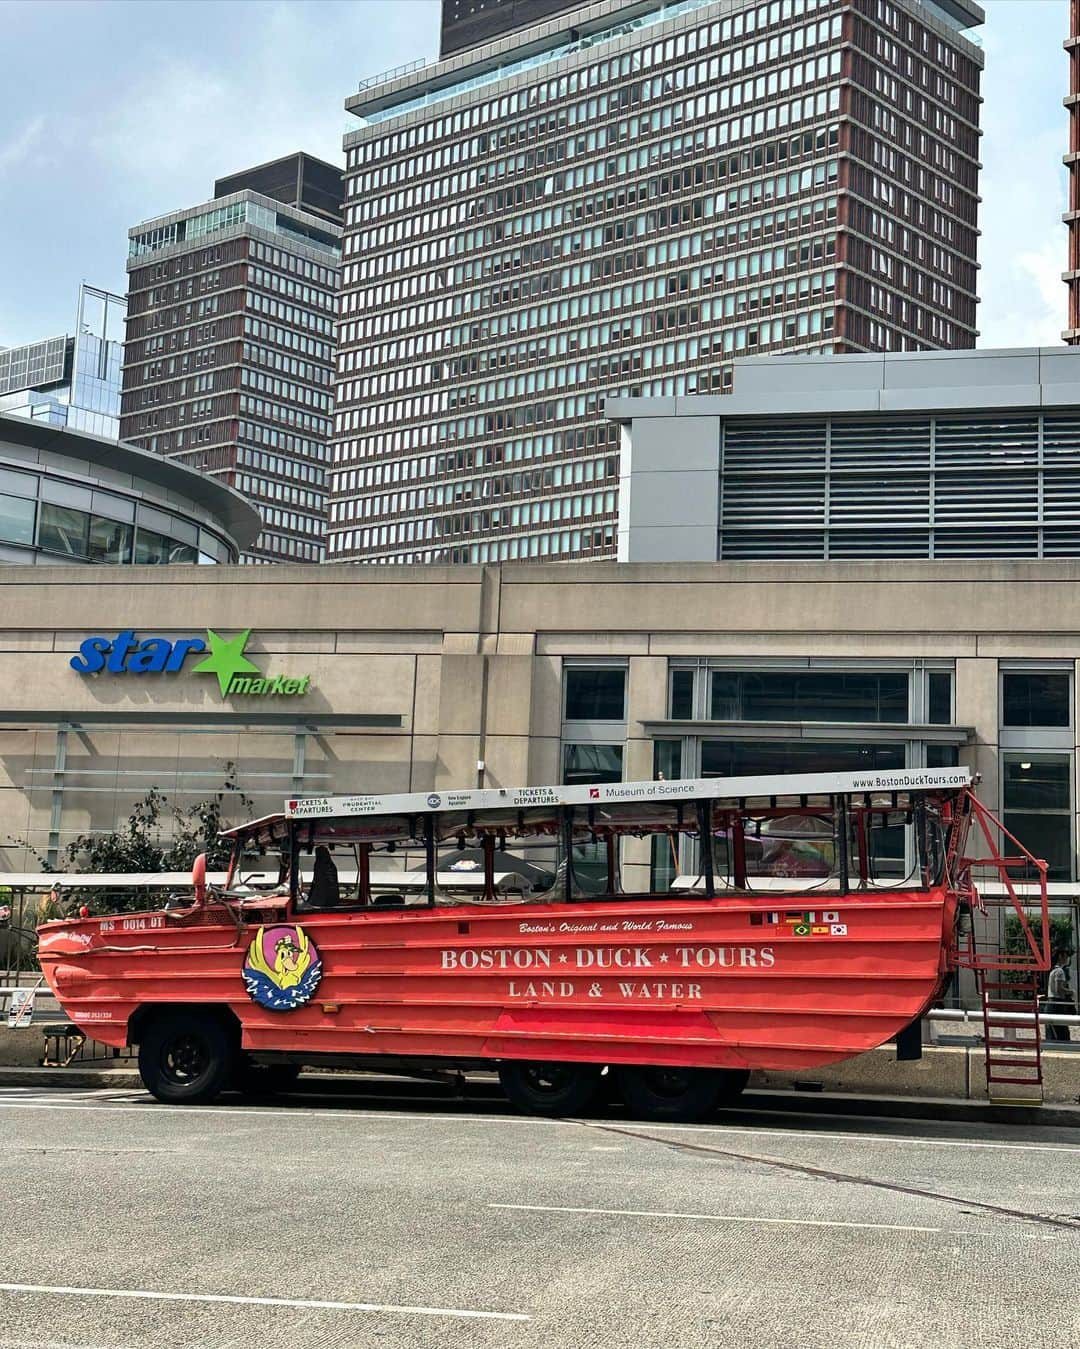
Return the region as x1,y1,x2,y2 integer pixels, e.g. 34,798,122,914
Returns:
36,767,1051,1120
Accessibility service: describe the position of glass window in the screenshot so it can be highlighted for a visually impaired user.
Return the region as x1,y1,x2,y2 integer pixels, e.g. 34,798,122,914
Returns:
38,503,89,557
0,467,36,498
41,479,92,510
87,515,133,564
1002,754,1073,881
670,669,695,718
134,527,171,565
1002,672,1070,728
562,743,624,784
0,493,35,546
651,739,683,891
701,739,905,779
710,671,908,722
928,672,952,724
926,744,960,769
565,666,626,720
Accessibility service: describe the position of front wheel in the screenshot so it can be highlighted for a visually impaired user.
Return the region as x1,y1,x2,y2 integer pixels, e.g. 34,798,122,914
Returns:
137,1011,236,1105
498,1061,604,1117
616,1065,749,1123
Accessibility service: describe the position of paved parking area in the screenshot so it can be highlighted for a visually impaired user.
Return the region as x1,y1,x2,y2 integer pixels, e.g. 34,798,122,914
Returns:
0,1083,1078,1348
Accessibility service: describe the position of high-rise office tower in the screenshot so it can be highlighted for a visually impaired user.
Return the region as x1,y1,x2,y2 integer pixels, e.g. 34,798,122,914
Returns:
331,0,983,565
121,153,343,563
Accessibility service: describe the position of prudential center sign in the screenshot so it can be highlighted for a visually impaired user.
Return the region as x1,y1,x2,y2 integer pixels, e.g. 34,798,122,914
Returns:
70,629,313,699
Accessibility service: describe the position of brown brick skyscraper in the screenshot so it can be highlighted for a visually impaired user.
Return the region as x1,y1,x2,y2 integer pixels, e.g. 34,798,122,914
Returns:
122,154,342,563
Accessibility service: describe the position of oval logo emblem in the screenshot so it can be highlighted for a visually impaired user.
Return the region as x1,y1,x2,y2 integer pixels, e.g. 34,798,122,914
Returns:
242,924,322,1011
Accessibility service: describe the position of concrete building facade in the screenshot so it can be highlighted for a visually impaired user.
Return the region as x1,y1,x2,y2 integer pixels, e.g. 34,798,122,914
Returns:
331,0,984,566
120,155,342,564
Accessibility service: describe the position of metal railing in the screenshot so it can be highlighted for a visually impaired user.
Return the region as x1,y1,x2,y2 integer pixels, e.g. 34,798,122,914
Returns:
357,58,427,93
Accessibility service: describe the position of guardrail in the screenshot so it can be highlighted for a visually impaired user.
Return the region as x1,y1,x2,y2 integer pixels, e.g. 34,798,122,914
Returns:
927,1006,1079,1026
357,57,427,93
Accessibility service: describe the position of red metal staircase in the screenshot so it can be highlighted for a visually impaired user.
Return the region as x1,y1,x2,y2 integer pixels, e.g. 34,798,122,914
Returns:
977,974,1045,1103
950,791,1051,1104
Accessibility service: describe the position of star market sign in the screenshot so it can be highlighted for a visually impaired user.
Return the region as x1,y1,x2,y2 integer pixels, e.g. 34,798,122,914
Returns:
70,629,312,699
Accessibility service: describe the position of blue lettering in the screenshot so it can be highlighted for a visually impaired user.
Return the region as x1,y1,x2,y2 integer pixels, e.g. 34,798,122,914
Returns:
73,632,210,675
70,637,111,675
106,630,138,674
165,637,206,671
127,638,174,673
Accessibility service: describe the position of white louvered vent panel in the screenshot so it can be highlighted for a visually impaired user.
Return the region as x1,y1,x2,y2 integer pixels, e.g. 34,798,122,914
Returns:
1041,470,1080,522
934,472,1039,524
828,530,931,558
933,529,1039,558
721,476,826,526
934,417,1039,470
720,531,826,559
1043,527,1080,555
722,420,827,474
829,418,931,470
1041,414,1080,462
828,475,930,522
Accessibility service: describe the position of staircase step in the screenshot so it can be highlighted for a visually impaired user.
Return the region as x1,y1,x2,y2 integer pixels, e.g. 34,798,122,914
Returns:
987,1072,1044,1084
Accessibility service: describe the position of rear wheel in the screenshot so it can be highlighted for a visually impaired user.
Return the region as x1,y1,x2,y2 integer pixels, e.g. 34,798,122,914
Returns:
616,1065,749,1123
498,1061,603,1117
137,1011,236,1105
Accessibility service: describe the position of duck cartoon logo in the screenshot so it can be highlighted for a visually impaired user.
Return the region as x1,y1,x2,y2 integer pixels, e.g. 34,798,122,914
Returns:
242,925,323,1011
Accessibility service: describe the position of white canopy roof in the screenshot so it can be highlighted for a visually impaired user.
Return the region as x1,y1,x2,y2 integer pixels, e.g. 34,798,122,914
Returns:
284,767,973,821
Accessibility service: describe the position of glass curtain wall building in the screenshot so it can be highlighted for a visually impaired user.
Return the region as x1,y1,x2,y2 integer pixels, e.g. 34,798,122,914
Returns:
120,155,343,564
0,285,126,440
330,0,983,565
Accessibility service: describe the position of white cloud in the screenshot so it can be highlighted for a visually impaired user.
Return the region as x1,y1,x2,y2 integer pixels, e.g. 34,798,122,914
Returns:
0,116,44,175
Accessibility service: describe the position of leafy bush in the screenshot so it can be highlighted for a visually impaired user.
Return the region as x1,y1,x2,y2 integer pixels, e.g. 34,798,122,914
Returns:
11,765,254,919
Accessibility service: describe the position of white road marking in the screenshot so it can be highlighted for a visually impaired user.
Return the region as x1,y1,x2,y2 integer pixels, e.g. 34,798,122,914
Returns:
0,1282,529,1323
489,1202,941,1234
0,1097,1076,1154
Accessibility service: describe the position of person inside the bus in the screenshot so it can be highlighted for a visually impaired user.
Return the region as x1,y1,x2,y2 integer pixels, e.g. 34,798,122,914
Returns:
307,845,341,908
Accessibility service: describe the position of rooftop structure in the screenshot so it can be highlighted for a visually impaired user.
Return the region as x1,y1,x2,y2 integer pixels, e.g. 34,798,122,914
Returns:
609,345,1080,561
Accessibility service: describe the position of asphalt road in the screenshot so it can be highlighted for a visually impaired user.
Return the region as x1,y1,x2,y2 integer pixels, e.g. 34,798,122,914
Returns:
0,1082,1078,1349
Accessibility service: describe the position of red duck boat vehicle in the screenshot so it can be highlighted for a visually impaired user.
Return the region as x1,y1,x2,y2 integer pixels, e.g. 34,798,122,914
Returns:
35,767,1051,1120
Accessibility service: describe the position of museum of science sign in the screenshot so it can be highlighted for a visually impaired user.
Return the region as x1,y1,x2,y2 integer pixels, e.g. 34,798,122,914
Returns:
70,629,312,699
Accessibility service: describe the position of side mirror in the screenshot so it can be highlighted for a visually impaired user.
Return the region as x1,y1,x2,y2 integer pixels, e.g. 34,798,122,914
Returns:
192,852,207,905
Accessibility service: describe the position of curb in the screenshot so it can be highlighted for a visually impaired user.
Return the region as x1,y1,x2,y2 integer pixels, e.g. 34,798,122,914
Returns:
1,1066,1078,1127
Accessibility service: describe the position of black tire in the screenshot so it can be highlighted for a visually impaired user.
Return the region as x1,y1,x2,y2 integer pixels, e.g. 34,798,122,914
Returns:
615,1065,749,1123
137,1011,236,1105
498,1061,604,1117
234,1060,303,1097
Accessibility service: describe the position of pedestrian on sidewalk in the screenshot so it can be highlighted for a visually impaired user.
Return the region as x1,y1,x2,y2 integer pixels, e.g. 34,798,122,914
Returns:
1045,949,1077,1043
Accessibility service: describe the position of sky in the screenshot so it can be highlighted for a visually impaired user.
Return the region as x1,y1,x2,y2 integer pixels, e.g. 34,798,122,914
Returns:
0,0,1070,350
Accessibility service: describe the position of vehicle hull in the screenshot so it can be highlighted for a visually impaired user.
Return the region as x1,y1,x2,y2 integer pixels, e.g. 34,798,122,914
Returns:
37,889,954,1072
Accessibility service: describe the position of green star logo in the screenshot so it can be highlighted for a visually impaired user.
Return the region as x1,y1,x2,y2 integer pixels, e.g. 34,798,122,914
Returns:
191,628,261,698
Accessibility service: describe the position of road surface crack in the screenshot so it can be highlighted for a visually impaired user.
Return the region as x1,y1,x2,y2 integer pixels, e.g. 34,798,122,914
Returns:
577,1121,1080,1234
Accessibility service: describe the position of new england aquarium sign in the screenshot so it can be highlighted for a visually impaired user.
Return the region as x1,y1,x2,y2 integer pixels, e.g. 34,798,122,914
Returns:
70,629,313,700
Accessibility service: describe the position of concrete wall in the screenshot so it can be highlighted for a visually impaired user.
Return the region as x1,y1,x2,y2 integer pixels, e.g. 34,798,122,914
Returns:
4,559,1080,866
